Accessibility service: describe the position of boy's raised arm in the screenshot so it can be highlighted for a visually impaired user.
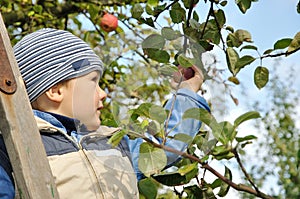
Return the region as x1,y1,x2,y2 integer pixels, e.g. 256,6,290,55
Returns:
126,66,210,180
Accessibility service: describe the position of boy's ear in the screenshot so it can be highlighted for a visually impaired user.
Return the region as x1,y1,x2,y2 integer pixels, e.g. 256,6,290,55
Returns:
44,84,64,103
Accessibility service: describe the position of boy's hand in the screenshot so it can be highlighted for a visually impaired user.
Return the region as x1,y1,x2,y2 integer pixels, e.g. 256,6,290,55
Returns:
171,65,204,92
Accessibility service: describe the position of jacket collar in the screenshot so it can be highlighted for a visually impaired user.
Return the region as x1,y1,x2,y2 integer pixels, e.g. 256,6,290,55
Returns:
33,109,121,137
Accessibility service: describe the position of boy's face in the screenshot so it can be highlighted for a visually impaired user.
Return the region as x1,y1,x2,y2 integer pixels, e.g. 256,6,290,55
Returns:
61,71,106,131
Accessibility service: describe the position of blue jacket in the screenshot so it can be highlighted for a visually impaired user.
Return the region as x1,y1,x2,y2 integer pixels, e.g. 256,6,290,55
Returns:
0,88,209,198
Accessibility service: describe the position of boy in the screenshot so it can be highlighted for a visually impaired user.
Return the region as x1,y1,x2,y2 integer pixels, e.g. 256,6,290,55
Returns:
0,28,209,198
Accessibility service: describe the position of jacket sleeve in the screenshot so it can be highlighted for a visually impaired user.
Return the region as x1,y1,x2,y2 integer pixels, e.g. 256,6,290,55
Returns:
0,135,15,199
126,88,210,180
0,166,15,199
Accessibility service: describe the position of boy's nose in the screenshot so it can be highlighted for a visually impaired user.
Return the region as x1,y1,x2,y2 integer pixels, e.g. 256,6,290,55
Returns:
98,86,107,101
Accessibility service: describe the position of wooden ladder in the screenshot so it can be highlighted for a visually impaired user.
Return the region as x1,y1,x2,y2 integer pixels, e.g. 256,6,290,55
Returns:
0,13,59,198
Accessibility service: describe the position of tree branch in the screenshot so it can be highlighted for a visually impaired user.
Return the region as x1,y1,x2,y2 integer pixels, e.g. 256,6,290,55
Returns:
261,47,300,59
183,0,195,54
129,130,275,199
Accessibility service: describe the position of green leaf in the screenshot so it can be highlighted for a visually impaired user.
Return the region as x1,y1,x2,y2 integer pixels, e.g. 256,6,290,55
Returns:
236,135,257,142
142,34,165,49
170,3,186,23
131,3,144,19
107,130,126,147
172,133,193,145
240,45,258,51
217,166,232,197
153,164,198,186
226,47,239,75
28,10,35,16
33,5,43,14
140,17,155,27
184,185,203,198
183,108,216,127
274,38,292,50
226,33,241,47
254,66,269,89
219,121,236,143
211,179,222,189
138,142,167,176
161,27,181,40
146,49,170,63
189,18,200,29
145,4,154,15
132,103,167,123
147,0,159,7
138,178,157,199
287,32,300,53
153,4,167,16
226,26,234,33
183,108,229,144
203,186,217,199
236,0,252,14
178,163,198,176
158,64,178,76
220,1,228,6
193,10,199,21
214,9,226,28
234,55,255,74
234,111,261,128
131,103,152,119
177,54,194,68
235,29,252,43
228,76,240,85
149,104,167,123
183,0,199,8
263,48,274,55
212,145,234,160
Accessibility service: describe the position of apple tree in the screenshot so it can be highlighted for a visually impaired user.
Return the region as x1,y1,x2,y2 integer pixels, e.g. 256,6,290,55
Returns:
1,0,300,198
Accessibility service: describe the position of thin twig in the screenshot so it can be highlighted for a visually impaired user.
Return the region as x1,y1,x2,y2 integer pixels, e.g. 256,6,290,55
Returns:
153,0,180,22
200,2,213,40
81,11,105,40
232,148,261,195
120,19,144,40
209,1,226,51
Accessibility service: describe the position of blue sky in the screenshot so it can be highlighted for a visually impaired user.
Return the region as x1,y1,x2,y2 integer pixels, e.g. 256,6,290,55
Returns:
219,0,300,89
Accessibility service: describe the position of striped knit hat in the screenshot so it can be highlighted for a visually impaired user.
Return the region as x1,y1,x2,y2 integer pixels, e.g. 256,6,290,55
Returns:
13,28,104,102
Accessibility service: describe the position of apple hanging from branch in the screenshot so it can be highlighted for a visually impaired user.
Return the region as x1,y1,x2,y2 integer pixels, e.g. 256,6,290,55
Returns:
100,12,118,32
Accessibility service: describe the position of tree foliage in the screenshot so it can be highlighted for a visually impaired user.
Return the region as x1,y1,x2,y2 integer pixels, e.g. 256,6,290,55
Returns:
1,0,299,198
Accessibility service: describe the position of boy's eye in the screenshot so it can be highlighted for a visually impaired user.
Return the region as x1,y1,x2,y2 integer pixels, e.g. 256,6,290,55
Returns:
91,76,100,82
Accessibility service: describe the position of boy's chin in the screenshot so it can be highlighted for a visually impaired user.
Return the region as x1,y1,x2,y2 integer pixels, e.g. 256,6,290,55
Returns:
86,122,101,131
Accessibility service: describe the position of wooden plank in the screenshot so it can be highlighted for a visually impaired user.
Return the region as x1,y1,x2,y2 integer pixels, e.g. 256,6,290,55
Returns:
0,13,59,198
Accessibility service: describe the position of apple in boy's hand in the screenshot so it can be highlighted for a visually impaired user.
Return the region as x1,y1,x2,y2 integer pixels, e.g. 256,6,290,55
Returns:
173,65,195,82
100,13,118,32
181,66,195,80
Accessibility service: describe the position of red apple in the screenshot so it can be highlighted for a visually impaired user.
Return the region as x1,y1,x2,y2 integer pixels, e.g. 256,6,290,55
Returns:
179,65,195,80
100,13,118,32
173,65,195,82
182,66,195,80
